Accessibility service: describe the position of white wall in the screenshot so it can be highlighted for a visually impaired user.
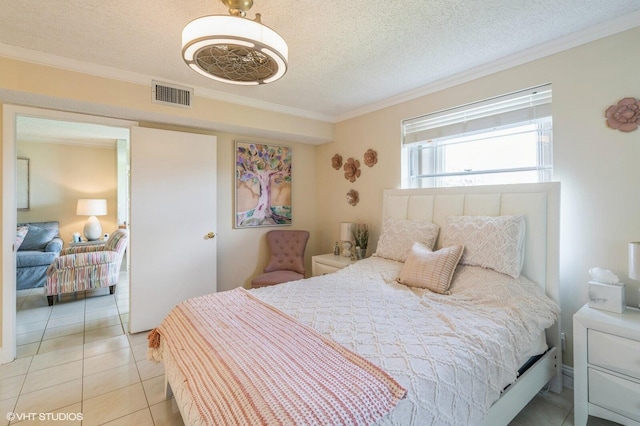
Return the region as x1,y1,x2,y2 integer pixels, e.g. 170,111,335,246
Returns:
318,27,640,367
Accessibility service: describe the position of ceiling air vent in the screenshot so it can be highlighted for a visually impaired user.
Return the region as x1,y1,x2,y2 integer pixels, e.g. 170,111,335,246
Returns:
152,80,193,108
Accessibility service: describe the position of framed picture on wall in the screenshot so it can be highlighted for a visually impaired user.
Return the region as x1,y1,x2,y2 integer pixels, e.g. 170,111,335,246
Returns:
17,157,29,210
235,141,292,228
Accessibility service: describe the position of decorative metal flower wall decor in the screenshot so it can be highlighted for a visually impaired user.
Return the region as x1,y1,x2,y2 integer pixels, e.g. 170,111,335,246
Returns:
343,157,361,182
346,189,359,206
606,97,640,132
332,150,378,205
364,149,378,167
331,154,343,170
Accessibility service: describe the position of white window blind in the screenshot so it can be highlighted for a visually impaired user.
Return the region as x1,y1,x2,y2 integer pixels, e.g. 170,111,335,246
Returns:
401,84,553,188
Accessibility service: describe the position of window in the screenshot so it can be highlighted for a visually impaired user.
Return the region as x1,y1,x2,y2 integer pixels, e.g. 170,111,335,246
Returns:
402,85,552,188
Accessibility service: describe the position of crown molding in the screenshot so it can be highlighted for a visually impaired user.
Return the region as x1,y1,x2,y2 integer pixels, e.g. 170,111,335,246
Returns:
0,43,335,123
1,10,639,125
336,11,640,122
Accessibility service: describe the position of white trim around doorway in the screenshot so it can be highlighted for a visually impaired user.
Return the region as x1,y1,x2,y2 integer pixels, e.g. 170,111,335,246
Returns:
1,105,136,364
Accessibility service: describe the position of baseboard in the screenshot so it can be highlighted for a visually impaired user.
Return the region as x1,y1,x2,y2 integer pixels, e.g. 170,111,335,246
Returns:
562,364,573,390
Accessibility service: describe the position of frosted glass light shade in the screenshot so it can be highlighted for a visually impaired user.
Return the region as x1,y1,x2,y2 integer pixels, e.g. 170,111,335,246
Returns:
182,15,288,85
629,242,640,280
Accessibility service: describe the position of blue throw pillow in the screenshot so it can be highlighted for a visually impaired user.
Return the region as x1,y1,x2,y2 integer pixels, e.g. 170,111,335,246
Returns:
19,225,59,251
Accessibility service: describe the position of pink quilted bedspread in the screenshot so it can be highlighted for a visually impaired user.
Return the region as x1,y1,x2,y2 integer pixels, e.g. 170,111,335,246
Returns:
148,288,406,425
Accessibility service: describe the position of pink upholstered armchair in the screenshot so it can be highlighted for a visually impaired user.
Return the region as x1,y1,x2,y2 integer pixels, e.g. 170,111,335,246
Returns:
251,230,310,288
45,229,128,305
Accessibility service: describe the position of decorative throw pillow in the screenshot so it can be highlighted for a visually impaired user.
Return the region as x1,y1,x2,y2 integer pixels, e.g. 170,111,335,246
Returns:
15,225,29,251
397,242,464,294
19,225,59,251
374,217,440,262
442,215,526,278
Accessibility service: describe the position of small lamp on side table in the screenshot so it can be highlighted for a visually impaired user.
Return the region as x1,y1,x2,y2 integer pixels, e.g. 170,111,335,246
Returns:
628,241,640,308
340,222,355,258
77,199,107,241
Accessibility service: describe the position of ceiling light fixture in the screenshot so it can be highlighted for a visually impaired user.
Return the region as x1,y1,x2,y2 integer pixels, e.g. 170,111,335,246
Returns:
182,0,288,86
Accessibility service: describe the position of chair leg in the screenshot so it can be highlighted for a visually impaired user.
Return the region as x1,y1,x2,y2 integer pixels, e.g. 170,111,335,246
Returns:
109,285,116,294
47,295,54,306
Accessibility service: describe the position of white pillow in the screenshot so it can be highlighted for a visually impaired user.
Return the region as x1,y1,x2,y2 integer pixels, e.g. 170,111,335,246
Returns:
374,217,440,262
442,215,525,278
397,242,464,294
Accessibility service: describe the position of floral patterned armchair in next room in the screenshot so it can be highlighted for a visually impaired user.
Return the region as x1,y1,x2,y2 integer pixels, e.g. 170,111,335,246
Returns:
45,229,128,305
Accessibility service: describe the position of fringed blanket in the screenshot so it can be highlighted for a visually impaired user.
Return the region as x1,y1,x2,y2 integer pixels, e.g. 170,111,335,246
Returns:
147,287,406,426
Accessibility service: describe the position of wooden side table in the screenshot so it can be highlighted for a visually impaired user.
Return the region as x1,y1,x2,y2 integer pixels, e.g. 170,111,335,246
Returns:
68,239,107,248
311,253,357,276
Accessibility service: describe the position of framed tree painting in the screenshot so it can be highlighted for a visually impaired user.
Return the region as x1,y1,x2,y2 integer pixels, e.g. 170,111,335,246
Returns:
235,141,292,228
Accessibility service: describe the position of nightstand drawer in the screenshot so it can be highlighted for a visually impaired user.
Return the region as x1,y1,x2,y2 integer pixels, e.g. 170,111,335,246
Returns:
311,254,357,276
588,330,640,380
589,368,640,422
313,263,340,276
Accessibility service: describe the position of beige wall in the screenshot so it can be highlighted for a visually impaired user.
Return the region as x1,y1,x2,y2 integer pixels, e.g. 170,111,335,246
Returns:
5,127,319,295
142,123,319,290
16,141,117,244
0,56,333,145
0,105,3,346
0,57,325,357
317,27,640,368
218,134,319,289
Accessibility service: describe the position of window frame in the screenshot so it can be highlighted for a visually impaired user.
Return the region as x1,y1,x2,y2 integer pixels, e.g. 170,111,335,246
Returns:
402,84,553,188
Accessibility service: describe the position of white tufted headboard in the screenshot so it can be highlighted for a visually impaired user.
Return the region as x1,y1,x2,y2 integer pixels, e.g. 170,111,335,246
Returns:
382,182,562,390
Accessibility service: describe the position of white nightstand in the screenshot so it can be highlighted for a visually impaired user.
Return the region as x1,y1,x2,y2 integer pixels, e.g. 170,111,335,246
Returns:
311,253,357,276
573,303,640,426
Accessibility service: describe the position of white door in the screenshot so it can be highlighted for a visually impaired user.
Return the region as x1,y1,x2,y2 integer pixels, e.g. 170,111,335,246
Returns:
129,127,217,333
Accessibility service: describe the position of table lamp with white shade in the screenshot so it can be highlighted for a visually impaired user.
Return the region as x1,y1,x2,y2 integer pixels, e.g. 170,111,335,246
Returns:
340,222,355,258
77,199,107,241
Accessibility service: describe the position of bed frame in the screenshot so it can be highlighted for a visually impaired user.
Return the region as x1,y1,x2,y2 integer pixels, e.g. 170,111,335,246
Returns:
382,182,562,425
162,182,562,424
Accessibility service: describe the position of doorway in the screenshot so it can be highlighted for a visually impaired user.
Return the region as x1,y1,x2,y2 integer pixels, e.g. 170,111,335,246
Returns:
2,105,135,363
3,105,219,363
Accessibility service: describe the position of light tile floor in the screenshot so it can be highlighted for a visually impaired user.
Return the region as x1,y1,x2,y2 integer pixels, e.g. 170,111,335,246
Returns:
2,273,183,425
1,273,621,425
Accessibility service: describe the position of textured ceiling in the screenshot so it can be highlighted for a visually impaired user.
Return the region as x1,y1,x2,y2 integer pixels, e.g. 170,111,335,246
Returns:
1,0,640,122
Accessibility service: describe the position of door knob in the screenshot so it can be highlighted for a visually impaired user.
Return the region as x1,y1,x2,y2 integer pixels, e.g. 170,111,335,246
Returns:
205,232,216,240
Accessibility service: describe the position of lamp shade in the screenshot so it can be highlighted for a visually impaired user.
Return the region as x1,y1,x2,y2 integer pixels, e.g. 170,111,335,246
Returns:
340,222,354,241
182,14,288,85
629,242,640,280
76,199,107,216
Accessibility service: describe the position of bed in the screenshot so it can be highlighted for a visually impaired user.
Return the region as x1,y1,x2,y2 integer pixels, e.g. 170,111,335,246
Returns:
148,182,562,425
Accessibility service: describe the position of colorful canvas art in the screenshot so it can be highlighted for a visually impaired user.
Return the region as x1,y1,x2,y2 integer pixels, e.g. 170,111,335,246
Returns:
235,141,292,228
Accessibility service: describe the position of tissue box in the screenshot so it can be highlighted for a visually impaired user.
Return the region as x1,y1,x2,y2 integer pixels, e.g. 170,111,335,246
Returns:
588,280,626,313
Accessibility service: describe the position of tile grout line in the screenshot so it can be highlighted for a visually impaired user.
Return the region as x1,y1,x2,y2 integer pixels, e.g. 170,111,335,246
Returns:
12,287,134,422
